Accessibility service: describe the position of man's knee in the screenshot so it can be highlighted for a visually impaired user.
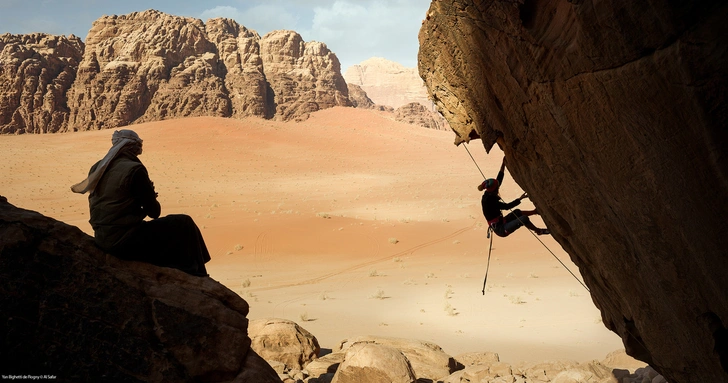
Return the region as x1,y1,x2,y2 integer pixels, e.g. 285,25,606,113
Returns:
166,214,195,224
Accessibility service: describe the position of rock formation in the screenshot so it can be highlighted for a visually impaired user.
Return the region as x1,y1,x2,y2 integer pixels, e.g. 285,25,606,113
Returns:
0,10,351,133
344,57,432,109
0,33,84,133
419,1,728,383
0,196,281,382
66,10,231,131
206,18,269,119
346,83,375,109
394,101,449,131
260,30,351,122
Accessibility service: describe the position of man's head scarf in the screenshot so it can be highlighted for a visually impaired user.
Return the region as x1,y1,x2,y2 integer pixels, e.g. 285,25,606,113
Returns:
71,130,143,194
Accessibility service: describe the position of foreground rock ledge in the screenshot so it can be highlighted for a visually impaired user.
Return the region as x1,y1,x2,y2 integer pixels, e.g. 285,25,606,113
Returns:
419,2,728,383
0,196,280,382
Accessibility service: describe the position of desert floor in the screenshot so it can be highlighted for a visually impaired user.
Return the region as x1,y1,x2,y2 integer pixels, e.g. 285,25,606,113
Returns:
1,107,626,364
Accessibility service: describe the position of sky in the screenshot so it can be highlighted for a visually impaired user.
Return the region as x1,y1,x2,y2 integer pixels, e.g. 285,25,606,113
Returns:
0,0,432,71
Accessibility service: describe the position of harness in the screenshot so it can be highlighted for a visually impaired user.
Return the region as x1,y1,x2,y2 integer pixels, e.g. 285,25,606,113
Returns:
487,216,507,237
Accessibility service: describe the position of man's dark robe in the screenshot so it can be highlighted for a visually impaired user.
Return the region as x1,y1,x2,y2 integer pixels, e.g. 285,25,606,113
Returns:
88,149,210,276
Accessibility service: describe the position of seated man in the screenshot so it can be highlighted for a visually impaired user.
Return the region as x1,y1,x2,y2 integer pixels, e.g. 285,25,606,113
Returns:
479,156,549,237
72,129,210,276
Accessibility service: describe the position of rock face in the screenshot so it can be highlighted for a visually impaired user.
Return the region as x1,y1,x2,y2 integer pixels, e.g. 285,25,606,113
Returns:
0,196,281,382
0,33,84,133
394,102,449,131
344,57,432,109
346,83,375,109
66,10,232,131
260,30,351,122
419,2,728,383
1,10,351,133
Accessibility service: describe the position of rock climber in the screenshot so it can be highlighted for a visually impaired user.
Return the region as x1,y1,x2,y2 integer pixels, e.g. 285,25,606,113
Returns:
479,156,550,237
72,129,211,276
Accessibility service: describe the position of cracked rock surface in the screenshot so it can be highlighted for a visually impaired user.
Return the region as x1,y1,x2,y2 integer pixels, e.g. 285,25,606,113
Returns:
419,1,728,383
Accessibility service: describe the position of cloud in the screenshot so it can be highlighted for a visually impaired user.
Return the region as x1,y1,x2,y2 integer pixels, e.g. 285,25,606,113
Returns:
200,4,301,36
199,0,430,71
305,0,430,70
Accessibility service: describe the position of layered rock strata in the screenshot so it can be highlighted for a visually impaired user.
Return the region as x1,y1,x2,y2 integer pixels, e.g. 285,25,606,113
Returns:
1,10,351,133
419,1,728,383
0,33,84,133
260,30,351,122
0,196,281,382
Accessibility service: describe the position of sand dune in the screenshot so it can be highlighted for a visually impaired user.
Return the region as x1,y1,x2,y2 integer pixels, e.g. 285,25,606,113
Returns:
0,107,624,363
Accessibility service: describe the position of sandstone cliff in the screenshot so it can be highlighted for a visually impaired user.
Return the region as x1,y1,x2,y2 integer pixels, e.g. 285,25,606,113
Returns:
1,10,351,133
395,102,449,131
419,1,728,383
260,30,351,122
0,196,281,382
0,33,84,133
344,57,432,109
346,83,375,109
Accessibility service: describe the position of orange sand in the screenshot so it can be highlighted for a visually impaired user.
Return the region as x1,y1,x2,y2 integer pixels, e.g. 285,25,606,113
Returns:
0,107,623,363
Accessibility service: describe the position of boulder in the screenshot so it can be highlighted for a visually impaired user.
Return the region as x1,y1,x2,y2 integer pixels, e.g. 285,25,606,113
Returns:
248,318,321,371
455,351,501,367
0,196,280,382
304,352,345,378
441,365,492,383
600,349,647,372
419,2,728,382
331,343,416,383
338,335,458,381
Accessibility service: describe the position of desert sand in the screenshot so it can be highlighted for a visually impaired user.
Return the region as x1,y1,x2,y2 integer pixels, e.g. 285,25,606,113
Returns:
0,107,624,363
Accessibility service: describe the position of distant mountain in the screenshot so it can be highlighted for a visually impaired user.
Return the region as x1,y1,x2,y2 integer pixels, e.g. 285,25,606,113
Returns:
343,57,433,110
0,10,351,134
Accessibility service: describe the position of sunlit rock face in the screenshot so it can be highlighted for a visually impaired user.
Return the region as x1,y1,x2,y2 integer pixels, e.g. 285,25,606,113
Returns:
0,33,84,133
0,10,351,133
418,1,728,383
259,30,352,122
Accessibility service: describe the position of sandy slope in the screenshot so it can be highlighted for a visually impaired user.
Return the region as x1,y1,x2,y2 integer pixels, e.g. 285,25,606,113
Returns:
0,107,625,363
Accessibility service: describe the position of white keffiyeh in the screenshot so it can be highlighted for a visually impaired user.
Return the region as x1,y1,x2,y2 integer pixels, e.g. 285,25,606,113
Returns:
71,130,143,194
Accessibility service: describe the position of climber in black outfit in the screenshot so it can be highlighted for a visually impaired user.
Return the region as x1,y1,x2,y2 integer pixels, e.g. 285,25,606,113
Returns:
479,156,550,237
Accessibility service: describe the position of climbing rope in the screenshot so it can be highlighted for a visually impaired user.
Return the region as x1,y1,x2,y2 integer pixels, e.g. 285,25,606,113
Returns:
464,144,657,357
482,227,494,295
463,143,590,293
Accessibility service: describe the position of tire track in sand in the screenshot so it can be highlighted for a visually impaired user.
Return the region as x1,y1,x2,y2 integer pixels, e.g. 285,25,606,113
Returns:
249,222,475,293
